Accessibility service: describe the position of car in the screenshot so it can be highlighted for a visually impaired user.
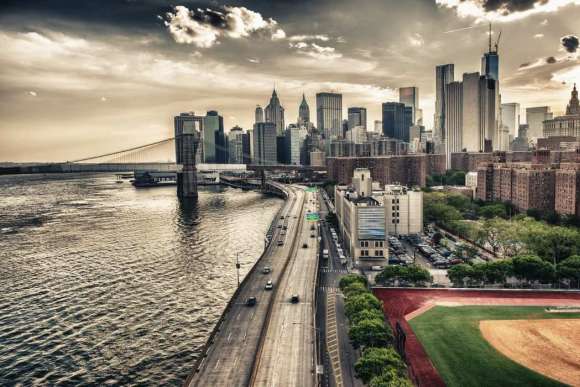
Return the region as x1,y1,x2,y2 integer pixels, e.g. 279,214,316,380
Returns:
310,233,315,238
265,280,273,290
291,294,300,303
281,215,285,219
277,224,282,228
277,239,284,246
302,243,308,248
246,297,257,306
262,266,271,274
282,225,287,230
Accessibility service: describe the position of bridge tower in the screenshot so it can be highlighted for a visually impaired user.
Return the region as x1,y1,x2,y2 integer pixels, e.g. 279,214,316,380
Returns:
175,113,202,198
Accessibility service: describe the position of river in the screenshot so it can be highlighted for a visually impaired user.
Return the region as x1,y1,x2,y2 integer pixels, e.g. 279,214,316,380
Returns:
0,173,283,386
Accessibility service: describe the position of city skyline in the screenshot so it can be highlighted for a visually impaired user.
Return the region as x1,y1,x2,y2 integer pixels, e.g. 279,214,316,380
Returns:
1,0,580,161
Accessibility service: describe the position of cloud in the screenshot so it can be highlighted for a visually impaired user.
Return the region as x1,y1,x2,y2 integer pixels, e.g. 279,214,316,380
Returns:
436,0,580,22
561,35,579,53
290,42,342,59
163,5,286,48
408,33,424,47
28,91,37,97
288,34,330,42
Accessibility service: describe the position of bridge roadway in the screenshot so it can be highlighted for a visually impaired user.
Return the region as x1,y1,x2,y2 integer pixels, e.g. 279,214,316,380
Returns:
186,184,307,386
251,187,319,387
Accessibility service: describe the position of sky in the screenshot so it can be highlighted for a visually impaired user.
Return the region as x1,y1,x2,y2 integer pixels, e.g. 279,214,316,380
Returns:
0,0,579,162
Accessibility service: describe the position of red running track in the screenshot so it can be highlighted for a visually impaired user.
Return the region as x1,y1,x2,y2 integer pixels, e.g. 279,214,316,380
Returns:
373,288,580,387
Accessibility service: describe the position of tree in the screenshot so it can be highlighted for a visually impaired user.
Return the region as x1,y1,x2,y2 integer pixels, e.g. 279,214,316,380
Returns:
376,266,404,285
343,282,368,298
425,203,462,225
478,204,507,219
355,347,406,384
369,369,413,387
512,255,555,284
350,308,386,325
403,265,432,286
522,222,580,264
349,318,393,349
557,255,580,287
345,293,382,318
482,260,513,284
448,264,473,287
339,274,367,291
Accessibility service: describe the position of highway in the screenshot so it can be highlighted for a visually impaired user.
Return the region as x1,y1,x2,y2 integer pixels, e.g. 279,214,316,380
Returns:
251,187,319,387
186,185,306,387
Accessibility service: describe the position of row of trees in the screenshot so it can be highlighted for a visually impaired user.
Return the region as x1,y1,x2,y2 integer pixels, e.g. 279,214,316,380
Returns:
339,275,412,386
447,255,580,287
375,265,432,287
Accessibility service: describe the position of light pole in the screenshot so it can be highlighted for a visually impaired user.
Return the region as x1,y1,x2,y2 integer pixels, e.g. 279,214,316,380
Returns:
235,252,241,287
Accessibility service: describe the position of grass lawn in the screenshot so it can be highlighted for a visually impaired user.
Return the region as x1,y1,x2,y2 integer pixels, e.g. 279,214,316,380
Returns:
409,306,580,387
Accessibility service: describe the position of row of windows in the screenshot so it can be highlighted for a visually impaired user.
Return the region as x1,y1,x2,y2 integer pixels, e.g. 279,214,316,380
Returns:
360,250,385,257
360,241,384,247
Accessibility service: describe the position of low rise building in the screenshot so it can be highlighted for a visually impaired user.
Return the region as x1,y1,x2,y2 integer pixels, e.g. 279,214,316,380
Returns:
384,185,423,235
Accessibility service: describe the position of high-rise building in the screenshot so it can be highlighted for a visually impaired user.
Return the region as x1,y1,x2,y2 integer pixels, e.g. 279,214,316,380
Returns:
526,106,553,141
501,103,520,139
252,122,277,165
481,25,499,81
227,126,244,164
316,92,343,139
298,94,310,126
543,84,580,140
461,72,485,152
174,112,202,198
382,102,411,142
348,107,367,130
264,89,285,135
373,120,382,133
202,110,223,163
399,87,419,124
286,125,308,165
434,64,455,148
255,105,264,123
445,81,463,168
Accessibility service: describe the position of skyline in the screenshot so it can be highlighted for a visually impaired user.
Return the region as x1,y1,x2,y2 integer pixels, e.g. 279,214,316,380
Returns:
1,0,580,162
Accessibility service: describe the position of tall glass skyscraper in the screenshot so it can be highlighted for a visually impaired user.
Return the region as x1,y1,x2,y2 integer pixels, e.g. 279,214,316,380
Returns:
382,102,411,142
434,64,455,148
399,87,419,124
347,107,367,129
202,110,223,163
316,92,343,139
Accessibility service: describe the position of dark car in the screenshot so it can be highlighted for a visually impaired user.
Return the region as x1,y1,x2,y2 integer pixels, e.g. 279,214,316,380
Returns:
302,243,308,248
246,297,257,306
291,294,300,303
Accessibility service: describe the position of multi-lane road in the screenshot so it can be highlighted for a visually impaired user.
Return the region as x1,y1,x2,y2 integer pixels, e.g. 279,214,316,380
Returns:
187,184,323,387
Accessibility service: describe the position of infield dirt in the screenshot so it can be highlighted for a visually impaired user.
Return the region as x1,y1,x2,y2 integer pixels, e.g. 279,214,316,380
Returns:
480,319,580,387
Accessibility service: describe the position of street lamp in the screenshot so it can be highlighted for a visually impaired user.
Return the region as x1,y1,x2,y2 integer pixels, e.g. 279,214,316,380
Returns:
235,252,241,287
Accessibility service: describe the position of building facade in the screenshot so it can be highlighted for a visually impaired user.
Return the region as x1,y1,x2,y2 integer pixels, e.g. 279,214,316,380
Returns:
526,106,552,141
316,92,343,139
384,185,423,236
543,84,580,140
264,89,285,135
434,63,455,150
382,102,411,142
348,107,367,130
399,87,419,125
252,122,277,165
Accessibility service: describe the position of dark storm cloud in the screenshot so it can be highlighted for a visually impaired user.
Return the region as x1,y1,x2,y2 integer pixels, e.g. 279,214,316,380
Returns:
546,56,557,63
480,0,548,14
561,35,579,53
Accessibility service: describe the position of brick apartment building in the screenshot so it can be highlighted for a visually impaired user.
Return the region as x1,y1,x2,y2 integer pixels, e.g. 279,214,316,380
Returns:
326,154,445,187
555,163,580,216
450,150,579,172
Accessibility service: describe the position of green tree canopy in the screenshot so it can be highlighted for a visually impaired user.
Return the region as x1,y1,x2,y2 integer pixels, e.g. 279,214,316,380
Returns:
339,274,367,291
345,293,382,319
512,254,555,283
355,347,406,384
350,308,386,325
342,282,369,298
557,255,580,284
369,369,413,387
349,318,394,349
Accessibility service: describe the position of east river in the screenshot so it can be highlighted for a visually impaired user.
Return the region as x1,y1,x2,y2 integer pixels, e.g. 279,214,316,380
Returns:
0,173,283,386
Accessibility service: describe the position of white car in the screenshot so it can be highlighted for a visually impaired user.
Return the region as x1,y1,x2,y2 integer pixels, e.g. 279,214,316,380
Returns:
265,280,273,290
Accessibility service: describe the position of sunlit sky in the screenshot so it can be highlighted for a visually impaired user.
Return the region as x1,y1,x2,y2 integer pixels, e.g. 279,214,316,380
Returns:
1,0,579,161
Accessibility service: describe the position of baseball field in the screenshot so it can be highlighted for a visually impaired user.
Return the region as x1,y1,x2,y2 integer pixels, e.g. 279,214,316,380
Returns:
373,289,580,387
409,306,580,387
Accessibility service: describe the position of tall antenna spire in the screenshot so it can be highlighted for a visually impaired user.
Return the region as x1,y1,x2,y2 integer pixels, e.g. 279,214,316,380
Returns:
488,22,492,53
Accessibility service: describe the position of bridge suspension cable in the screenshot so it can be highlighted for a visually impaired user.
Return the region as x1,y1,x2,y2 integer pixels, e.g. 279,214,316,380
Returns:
68,137,175,163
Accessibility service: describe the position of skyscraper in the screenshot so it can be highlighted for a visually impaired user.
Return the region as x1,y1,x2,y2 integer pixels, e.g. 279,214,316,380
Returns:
286,125,308,165
434,64,455,148
227,126,244,164
444,82,463,167
202,110,223,163
255,105,264,123
174,112,202,198
461,72,483,152
482,25,499,81
298,94,310,126
264,89,285,135
399,87,419,124
347,107,367,129
316,92,343,139
382,102,411,142
501,102,520,139
253,122,277,165
526,106,553,140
